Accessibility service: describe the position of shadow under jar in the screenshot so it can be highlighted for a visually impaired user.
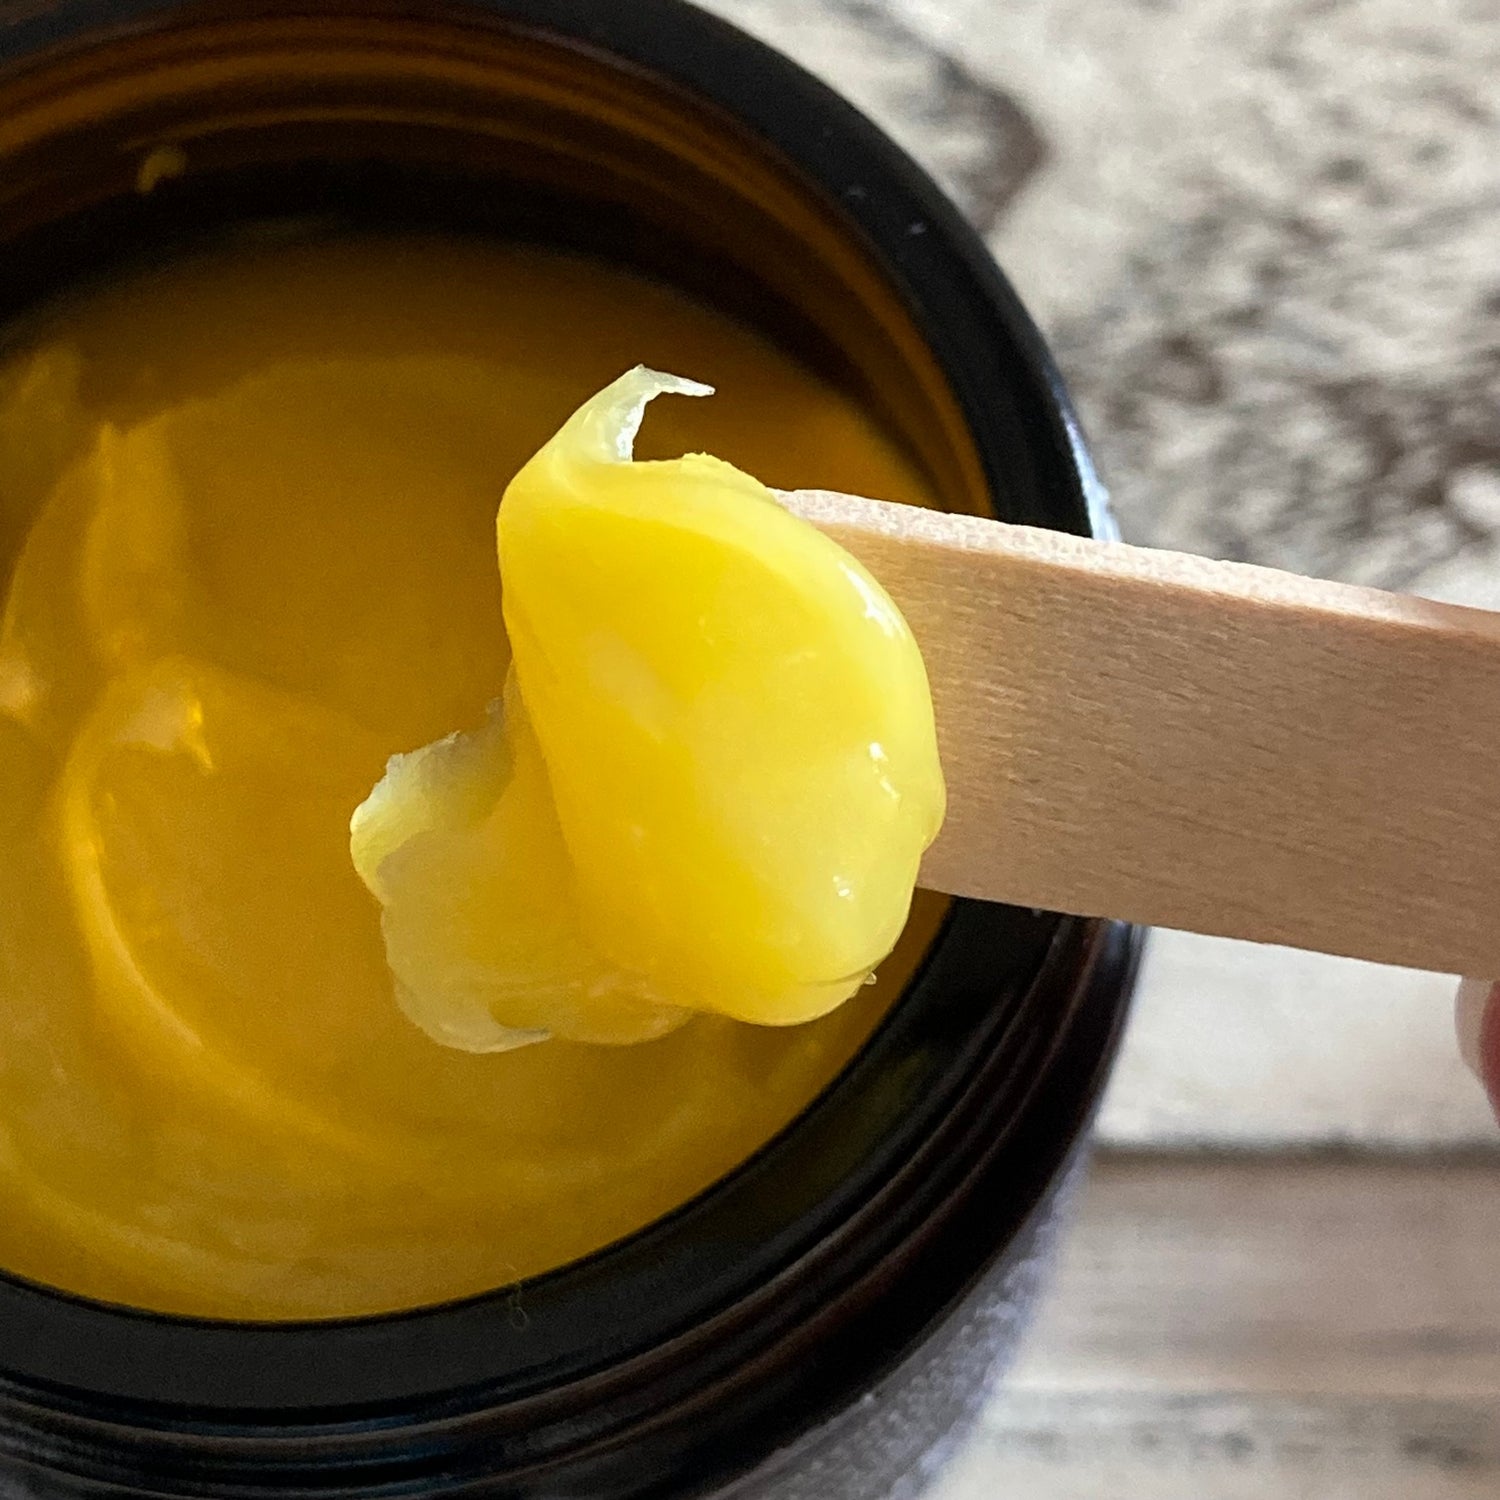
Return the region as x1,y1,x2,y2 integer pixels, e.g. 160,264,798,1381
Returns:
0,2,1140,1496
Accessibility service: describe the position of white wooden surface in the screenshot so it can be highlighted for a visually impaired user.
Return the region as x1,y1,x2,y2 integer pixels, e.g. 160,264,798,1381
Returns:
1098,932,1499,1148
935,1155,1500,1498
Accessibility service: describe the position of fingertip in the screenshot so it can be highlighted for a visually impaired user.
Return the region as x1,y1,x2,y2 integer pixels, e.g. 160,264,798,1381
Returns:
1456,977,1500,1120
1456,978,1492,1076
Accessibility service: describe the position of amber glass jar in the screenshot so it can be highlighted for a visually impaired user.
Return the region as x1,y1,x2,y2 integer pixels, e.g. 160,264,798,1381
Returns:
0,2,1138,1495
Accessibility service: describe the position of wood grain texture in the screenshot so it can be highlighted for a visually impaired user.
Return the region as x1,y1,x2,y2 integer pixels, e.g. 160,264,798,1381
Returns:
784,490,1500,976
1006,1155,1500,1400
938,1393,1500,1500
931,1155,1500,1499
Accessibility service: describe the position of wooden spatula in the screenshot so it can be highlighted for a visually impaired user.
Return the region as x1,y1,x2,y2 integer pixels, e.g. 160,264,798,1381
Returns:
780,488,1500,976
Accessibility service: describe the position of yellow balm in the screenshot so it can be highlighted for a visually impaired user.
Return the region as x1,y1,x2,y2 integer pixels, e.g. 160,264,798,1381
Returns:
0,235,954,1317
354,369,944,1049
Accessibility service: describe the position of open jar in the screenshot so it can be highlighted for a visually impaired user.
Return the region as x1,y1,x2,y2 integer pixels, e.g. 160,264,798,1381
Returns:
0,2,1139,1495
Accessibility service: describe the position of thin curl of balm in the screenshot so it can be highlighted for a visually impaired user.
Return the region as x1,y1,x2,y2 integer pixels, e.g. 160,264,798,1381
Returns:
351,368,945,1052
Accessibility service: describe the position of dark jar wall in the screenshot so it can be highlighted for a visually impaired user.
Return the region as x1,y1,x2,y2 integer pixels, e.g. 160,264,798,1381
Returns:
0,2,1139,1496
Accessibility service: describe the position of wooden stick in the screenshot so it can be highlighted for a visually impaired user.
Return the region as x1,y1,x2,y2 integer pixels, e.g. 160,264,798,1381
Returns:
781,489,1500,977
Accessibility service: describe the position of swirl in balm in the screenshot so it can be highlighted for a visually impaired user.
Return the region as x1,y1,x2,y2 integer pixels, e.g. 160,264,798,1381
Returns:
352,368,946,1051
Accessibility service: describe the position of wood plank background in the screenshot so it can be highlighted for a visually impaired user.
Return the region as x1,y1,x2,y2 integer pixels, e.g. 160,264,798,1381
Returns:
933,1155,1500,1497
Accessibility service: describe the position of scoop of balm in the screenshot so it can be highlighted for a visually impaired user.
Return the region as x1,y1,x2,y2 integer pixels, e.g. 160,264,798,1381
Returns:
352,368,945,1051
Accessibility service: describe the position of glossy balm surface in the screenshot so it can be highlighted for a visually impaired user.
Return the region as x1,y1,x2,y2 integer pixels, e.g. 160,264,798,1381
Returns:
352,369,944,1051
0,235,950,1317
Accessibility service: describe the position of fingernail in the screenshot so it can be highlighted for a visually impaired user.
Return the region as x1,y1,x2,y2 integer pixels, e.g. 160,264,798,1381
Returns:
1456,977,1500,1117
